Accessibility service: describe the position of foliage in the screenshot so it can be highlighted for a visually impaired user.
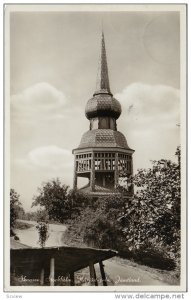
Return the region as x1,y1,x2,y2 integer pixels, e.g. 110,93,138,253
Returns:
10,189,22,234
32,178,91,223
69,148,181,271
36,222,49,248
16,206,25,220
129,247,176,270
67,189,91,219
14,221,34,230
23,210,47,222
36,209,49,222
75,195,128,251
32,178,70,222
123,155,180,256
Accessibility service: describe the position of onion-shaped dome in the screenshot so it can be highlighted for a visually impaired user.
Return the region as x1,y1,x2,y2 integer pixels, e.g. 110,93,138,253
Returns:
78,129,129,149
85,94,121,120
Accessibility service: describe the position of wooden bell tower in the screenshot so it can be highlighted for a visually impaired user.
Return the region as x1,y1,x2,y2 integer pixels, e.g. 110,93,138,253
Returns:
72,32,134,197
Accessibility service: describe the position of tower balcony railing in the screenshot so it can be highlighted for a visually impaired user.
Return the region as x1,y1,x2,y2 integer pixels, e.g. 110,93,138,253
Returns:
76,158,132,173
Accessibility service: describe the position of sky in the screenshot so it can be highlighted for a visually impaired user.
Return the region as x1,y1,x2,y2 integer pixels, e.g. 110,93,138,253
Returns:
10,9,181,211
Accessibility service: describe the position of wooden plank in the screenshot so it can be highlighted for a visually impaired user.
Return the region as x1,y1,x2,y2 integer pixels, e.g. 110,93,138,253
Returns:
90,153,95,191
115,153,119,188
89,261,98,286
40,268,44,286
99,261,107,286
70,272,75,286
49,257,55,286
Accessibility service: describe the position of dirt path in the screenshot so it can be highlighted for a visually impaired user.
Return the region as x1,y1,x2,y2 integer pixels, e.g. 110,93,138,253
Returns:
15,219,67,247
103,259,169,286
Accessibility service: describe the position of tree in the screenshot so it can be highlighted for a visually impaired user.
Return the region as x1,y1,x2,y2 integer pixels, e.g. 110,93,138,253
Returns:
36,209,49,222
121,147,181,261
16,206,25,220
32,178,92,223
67,189,91,219
10,189,22,236
79,194,128,250
32,178,71,222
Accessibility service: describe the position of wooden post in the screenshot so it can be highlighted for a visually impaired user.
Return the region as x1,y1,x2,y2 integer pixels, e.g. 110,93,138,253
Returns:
103,174,105,187
130,155,134,194
49,257,55,286
73,157,78,189
115,153,119,188
89,261,98,286
99,261,107,286
10,267,16,285
40,268,45,286
10,266,16,277
70,272,75,286
90,153,95,191
130,155,133,175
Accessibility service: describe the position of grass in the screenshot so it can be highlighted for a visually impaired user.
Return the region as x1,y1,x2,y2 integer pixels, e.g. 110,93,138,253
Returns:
111,256,180,286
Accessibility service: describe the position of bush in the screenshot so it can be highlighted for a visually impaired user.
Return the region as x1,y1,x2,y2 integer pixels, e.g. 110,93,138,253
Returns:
83,215,126,249
14,221,34,230
36,222,49,248
130,247,176,270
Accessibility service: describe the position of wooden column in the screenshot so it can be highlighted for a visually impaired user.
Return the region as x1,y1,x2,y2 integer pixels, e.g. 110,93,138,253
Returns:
103,174,106,187
130,155,134,194
73,157,78,190
99,261,107,286
70,272,75,286
130,155,133,175
10,266,16,276
89,261,98,286
40,268,45,286
114,153,119,188
90,153,95,191
49,257,55,286
10,267,16,285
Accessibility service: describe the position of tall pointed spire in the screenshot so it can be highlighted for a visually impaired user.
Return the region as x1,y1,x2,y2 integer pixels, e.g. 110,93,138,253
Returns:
94,31,112,96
